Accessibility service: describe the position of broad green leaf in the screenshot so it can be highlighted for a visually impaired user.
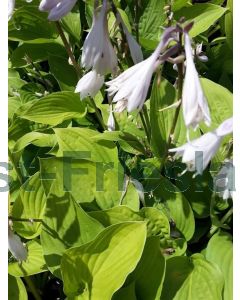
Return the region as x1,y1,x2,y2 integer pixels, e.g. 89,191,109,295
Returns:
8,240,47,277
200,78,232,131
144,173,195,241
175,4,227,37
48,55,78,91
206,231,233,300
139,0,166,49
40,156,123,209
62,12,81,42
8,75,26,96
132,236,166,300
161,254,224,300
150,78,176,161
61,222,147,299
9,97,21,119
54,128,119,164
12,172,47,239
8,275,28,300
172,0,190,11
41,193,104,278
13,131,56,164
90,206,170,238
11,42,66,68
21,92,87,125
8,6,58,41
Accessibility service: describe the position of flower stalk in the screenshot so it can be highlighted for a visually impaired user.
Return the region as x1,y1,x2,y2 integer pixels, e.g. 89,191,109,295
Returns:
55,21,82,78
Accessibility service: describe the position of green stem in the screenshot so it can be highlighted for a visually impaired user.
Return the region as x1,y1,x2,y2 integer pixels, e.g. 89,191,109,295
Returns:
208,207,233,238
143,104,151,140
89,98,107,131
9,216,42,223
140,111,151,144
8,147,22,185
24,277,41,300
55,21,82,78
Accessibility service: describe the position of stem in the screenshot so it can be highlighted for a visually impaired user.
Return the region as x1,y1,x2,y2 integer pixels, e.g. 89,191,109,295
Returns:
143,104,151,139
55,21,82,78
135,0,140,43
24,277,41,300
159,33,184,172
89,98,107,131
140,111,151,144
208,207,233,238
9,216,42,223
8,147,22,185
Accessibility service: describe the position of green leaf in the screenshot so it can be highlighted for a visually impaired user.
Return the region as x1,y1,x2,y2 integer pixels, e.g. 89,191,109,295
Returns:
175,4,227,37
139,0,166,49
225,0,233,49
41,193,104,278
172,0,190,11
8,240,47,277
62,12,81,42
10,42,66,68
145,173,195,241
12,131,56,164
48,55,78,91
200,78,232,131
132,236,166,300
161,254,224,300
206,231,233,300
40,156,123,209
61,222,147,298
150,77,176,161
112,283,137,300
90,206,170,238
8,275,28,300
21,92,87,125
8,6,58,41
12,172,47,239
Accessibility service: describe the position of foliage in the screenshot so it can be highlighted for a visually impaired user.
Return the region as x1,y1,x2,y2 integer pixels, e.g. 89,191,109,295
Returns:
8,0,232,299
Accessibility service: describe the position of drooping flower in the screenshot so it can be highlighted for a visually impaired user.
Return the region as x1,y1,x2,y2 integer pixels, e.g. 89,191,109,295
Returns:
75,70,104,99
215,117,233,136
214,159,234,200
116,13,143,64
8,225,28,261
182,32,211,130
39,0,77,21
81,0,118,75
106,27,177,112
107,106,115,131
169,117,233,175
8,0,15,21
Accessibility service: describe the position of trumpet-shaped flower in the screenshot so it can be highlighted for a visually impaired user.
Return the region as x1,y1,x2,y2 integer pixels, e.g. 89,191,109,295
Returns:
81,0,117,75
39,0,77,21
106,27,176,112
8,0,15,21
182,33,211,130
169,117,233,175
216,117,233,136
117,13,143,64
107,107,115,131
214,159,234,200
8,226,28,261
75,70,104,99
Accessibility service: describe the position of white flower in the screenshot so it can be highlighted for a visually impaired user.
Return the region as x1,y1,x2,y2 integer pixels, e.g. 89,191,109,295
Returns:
215,117,233,136
107,107,115,131
117,13,143,64
75,70,104,99
39,0,77,21
81,0,118,75
106,27,176,112
169,118,233,175
8,0,15,21
182,32,211,130
8,226,28,261
214,159,234,200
